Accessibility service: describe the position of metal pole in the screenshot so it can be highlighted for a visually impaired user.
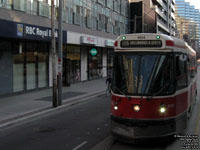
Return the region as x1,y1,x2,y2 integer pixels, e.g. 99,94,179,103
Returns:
51,0,58,108
58,0,63,106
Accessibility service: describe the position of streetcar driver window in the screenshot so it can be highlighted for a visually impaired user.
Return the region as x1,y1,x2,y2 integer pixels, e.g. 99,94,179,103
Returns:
176,54,187,90
112,53,175,96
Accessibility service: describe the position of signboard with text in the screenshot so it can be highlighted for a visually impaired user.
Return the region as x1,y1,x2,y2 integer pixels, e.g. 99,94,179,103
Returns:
81,36,97,45
0,19,67,43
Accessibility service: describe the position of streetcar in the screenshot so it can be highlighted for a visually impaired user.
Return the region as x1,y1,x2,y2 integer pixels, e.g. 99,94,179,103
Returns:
110,33,197,142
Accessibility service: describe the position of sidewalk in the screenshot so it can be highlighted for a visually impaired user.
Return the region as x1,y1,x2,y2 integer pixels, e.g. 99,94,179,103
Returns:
0,78,107,128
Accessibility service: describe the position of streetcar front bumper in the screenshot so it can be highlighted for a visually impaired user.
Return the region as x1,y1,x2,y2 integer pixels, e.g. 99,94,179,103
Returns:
110,115,186,143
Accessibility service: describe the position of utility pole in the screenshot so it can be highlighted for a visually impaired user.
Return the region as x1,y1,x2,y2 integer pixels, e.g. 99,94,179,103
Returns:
58,0,63,106
51,0,58,108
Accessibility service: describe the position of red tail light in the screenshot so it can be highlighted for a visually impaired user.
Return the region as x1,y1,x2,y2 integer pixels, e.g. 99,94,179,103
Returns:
114,41,118,47
166,40,174,46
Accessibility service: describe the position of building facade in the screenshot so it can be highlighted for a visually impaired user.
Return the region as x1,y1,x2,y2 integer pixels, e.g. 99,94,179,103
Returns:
175,0,200,55
0,0,128,96
129,0,176,36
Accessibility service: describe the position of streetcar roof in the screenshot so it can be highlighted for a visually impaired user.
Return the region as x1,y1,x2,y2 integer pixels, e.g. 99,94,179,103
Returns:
114,33,196,55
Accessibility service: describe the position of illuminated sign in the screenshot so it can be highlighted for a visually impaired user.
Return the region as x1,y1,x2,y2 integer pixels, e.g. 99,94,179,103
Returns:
81,36,97,45
90,48,97,56
120,40,162,48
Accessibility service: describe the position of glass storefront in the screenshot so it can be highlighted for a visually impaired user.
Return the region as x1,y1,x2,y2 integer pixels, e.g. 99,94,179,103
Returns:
0,40,13,95
26,42,37,90
63,45,81,84
13,43,25,92
12,41,49,93
38,44,48,88
88,47,103,80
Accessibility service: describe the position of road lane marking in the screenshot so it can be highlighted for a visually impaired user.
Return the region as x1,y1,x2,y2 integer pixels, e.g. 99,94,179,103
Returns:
72,141,87,150
90,136,114,150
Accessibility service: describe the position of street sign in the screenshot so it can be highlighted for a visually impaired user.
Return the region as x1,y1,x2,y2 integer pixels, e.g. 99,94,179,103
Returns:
90,48,97,56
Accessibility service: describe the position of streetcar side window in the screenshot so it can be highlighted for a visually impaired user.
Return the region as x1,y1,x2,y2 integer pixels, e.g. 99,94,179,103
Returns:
190,56,196,78
176,54,187,90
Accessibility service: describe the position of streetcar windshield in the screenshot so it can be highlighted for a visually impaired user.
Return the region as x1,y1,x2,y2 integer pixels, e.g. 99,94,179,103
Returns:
112,52,175,96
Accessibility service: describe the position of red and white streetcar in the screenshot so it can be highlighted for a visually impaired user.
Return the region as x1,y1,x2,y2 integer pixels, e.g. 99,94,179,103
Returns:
110,33,197,142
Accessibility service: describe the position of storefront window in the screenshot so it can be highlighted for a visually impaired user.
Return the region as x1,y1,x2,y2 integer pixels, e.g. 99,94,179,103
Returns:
88,47,102,80
26,49,37,90
38,43,48,88
63,45,81,84
13,43,25,92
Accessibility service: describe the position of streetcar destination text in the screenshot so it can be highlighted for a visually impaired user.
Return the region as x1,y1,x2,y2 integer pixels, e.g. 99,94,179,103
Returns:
120,40,162,48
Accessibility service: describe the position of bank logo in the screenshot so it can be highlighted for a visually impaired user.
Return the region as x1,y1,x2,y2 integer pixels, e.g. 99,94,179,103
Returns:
17,24,23,37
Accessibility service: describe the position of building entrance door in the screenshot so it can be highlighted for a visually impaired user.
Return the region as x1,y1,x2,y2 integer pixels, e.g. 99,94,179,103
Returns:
63,58,71,86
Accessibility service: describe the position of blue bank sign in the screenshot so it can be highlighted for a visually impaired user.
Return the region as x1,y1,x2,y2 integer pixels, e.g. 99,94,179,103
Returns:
0,19,67,43
17,23,65,42
23,25,58,39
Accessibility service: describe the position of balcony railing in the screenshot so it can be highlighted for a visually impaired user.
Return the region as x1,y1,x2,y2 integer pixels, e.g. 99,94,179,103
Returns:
155,7,167,21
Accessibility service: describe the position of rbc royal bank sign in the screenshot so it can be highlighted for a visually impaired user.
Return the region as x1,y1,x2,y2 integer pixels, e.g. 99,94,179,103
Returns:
17,23,66,42
0,19,67,43
17,24,58,39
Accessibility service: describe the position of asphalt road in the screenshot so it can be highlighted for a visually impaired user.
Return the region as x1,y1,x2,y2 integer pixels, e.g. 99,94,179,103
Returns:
0,95,111,150
0,70,200,150
1,93,199,150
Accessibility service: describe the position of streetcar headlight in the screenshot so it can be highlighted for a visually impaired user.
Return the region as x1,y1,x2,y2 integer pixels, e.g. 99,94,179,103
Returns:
114,106,118,110
160,106,166,113
133,105,140,112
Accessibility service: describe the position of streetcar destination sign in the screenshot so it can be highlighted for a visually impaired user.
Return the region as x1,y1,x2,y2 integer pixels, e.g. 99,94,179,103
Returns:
120,40,162,48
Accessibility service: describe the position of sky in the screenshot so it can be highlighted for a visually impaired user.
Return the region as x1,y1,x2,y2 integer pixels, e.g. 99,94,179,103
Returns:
185,0,200,10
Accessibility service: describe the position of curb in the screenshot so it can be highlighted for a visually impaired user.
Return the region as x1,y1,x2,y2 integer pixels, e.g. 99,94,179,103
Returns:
0,91,106,129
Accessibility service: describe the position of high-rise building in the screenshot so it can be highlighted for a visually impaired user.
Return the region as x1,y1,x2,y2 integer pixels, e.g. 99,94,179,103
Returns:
129,0,176,36
0,0,128,96
175,0,200,53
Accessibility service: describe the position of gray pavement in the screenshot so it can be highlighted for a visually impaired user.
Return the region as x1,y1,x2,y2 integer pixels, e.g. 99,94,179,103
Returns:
0,78,107,128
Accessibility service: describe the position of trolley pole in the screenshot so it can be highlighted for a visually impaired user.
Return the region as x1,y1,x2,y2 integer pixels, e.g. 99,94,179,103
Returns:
51,0,58,108
58,0,63,106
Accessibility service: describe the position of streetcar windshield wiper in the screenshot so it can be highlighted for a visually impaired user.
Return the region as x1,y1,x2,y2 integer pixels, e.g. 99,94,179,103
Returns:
112,86,131,100
146,83,169,101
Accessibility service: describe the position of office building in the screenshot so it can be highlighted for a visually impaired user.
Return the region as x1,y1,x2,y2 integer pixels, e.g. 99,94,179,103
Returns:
129,0,176,36
175,0,200,53
0,0,128,96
